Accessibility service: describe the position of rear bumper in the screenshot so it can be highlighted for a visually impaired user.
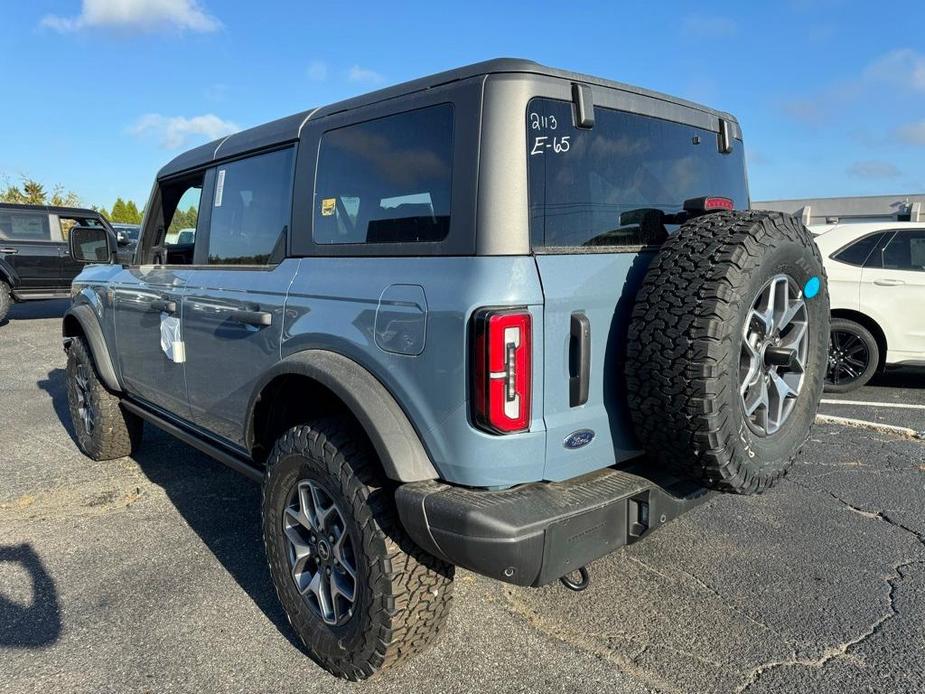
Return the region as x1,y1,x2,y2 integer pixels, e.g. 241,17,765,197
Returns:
395,463,711,587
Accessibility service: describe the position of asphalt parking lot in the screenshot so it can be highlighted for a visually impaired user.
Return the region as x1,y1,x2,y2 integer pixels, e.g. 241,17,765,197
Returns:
2,300,924,694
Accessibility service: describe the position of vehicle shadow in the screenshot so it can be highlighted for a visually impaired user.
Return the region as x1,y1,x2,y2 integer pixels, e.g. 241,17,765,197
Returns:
37,368,76,443
0,543,62,648
129,439,306,651
35,366,303,649
3,298,70,324
870,366,925,389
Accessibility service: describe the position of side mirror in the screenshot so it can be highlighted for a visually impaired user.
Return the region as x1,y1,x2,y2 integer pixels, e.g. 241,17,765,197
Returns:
69,225,115,264
116,231,129,246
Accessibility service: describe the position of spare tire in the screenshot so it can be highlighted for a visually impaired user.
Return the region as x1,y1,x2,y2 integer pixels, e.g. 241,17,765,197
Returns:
625,211,829,494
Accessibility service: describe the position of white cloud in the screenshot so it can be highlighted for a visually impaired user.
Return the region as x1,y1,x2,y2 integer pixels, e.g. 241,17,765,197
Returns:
41,0,220,33
896,120,925,145
307,61,328,81
846,160,902,179
129,113,239,149
681,16,738,38
348,65,384,84
863,48,925,93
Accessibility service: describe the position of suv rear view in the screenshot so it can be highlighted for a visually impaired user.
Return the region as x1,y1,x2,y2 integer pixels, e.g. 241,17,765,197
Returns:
63,59,829,679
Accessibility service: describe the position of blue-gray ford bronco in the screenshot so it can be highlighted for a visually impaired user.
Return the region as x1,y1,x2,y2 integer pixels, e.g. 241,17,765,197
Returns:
63,59,829,679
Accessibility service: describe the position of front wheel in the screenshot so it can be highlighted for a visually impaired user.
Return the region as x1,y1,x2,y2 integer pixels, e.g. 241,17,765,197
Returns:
824,318,879,393
262,421,454,680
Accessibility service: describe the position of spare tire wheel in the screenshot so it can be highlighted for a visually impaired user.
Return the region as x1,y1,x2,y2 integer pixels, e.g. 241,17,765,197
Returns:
625,211,830,494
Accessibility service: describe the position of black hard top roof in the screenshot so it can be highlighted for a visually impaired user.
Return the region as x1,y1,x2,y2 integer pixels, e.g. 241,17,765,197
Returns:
159,57,738,179
0,202,104,217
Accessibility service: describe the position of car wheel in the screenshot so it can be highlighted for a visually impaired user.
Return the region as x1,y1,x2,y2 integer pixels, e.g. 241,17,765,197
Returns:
626,211,830,494
66,336,143,459
824,318,879,393
262,420,454,680
0,281,10,323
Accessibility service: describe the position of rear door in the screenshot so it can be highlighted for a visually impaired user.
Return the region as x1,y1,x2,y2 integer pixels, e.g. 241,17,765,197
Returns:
526,97,749,480
181,147,299,446
860,228,925,360
0,208,61,290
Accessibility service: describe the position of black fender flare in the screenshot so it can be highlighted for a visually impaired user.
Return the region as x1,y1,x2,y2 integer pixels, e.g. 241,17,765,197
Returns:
62,304,122,392
246,350,439,483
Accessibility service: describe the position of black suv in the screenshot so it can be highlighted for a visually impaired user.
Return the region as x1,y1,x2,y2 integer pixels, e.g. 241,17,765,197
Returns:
0,203,113,323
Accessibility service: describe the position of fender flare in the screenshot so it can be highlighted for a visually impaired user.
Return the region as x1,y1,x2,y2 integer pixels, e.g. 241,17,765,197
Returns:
246,350,439,483
62,304,122,392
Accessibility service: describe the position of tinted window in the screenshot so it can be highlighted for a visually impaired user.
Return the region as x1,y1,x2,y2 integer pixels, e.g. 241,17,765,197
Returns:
881,230,925,271
0,210,52,241
527,98,749,250
313,104,453,245
832,232,887,267
208,148,294,265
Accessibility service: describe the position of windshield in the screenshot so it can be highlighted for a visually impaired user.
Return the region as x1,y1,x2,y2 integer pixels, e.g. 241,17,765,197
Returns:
527,98,749,251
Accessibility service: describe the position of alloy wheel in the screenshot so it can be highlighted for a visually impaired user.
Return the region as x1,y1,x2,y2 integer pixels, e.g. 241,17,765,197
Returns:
826,329,870,387
283,479,358,626
739,274,809,436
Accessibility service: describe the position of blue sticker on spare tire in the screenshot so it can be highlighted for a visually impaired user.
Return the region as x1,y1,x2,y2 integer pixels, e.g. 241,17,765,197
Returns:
804,276,821,299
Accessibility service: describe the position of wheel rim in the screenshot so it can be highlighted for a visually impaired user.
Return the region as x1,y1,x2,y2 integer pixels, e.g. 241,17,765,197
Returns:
282,479,357,626
74,363,95,436
739,274,809,436
826,329,870,386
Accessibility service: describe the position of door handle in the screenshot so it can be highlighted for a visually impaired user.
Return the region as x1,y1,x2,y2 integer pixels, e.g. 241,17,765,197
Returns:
873,278,905,286
569,312,591,407
0,248,18,255
150,299,178,314
229,309,273,327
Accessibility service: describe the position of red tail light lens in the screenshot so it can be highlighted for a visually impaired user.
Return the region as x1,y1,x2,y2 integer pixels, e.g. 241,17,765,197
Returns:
472,308,532,434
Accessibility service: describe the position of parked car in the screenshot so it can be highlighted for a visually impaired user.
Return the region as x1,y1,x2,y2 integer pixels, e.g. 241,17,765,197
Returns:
111,223,141,263
0,203,113,323
62,59,829,679
814,222,925,391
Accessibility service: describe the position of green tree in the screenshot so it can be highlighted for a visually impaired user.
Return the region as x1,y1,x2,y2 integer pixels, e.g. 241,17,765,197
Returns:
1,175,82,207
110,197,128,221
22,179,46,204
125,200,142,223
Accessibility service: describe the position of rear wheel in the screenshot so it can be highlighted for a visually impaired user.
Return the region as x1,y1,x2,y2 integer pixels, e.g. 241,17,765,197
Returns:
262,420,454,680
0,281,10,323
626,211,830,494
824,318,879,393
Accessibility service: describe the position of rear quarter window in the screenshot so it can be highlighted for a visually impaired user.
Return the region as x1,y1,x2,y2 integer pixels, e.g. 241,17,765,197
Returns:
527,98,748,252
831,232,888,267
313,104,454,245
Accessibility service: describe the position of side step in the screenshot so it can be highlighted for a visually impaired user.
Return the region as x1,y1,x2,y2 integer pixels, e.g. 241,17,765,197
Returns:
395,465,711,587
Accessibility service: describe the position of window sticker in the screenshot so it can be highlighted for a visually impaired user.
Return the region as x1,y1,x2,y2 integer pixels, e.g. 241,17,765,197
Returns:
214,169,226,208
911,238,925,268
11,215,46,239
320,197,336,217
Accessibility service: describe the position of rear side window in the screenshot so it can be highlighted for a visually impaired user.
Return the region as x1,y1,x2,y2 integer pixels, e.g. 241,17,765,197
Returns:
208,147,295,265
0,210,52,241
881,230,925,271
313,104,453,245
831,232,888,267
527,98,749,251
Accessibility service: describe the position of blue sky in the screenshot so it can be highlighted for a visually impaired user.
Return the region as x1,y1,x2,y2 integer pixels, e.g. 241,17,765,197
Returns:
1,0,923,209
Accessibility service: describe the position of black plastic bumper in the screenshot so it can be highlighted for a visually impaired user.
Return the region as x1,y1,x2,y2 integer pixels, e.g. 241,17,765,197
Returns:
395,464,711,587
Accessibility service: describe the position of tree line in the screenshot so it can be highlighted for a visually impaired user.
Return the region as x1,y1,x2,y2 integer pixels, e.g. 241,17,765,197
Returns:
0,175,144,224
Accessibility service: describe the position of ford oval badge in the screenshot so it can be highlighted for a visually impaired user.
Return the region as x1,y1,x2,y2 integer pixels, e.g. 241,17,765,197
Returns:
564,429,595,450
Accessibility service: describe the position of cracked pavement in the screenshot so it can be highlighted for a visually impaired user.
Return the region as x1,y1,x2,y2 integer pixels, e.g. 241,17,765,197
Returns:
2,301,924,693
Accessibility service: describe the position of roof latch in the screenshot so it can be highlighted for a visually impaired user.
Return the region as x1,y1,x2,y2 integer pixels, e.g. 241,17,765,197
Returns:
572,83,595,129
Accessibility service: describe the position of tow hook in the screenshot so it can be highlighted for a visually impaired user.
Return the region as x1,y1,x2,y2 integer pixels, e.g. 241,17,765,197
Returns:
559,566,590,592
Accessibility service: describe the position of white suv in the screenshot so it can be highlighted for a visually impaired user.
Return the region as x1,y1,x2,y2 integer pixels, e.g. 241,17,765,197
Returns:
813,222,925,392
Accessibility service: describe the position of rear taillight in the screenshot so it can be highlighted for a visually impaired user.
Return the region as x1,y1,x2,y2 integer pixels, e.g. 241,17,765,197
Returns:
472,308,532,434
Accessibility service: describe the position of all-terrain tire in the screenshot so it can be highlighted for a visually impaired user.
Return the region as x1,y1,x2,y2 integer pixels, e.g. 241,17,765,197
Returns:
262,420,454,680
824,318,879,393
0,281,10,323
626,211,830,494
66,336,143,459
